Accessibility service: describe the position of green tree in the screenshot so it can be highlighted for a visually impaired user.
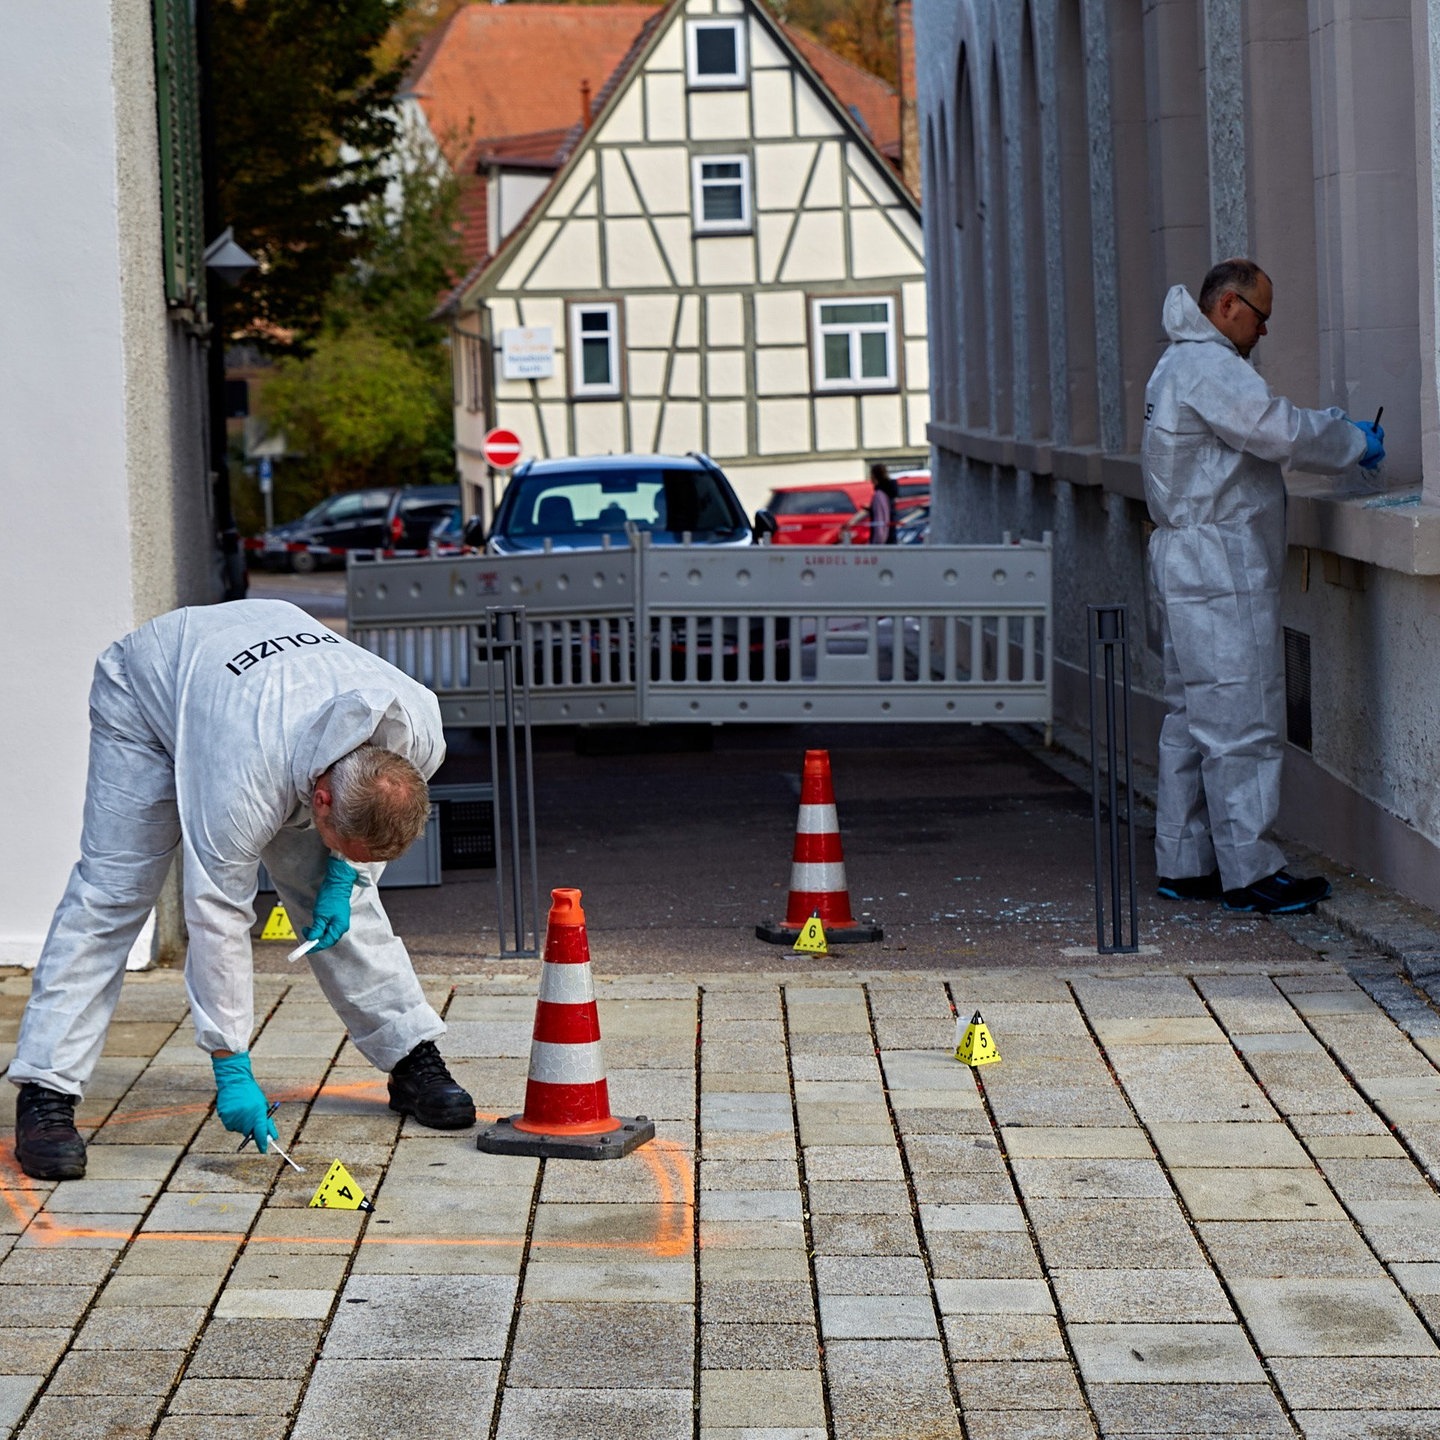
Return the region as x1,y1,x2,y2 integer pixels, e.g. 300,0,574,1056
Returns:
254,124,463,510
213,0,405,347
260,327,441,492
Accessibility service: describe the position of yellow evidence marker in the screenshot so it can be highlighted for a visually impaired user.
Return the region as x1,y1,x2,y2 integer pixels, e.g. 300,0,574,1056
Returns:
308,1160,374,1212
260,903,299,942
956,1010,1001,1067
792,914,829,956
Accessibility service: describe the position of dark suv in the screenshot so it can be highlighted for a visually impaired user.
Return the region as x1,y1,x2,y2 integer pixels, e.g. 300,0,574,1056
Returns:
384,485,461,555
250,484,458,571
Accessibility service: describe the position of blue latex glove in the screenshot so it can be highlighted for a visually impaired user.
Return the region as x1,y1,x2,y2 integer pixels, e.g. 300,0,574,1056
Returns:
211,1053,278,1153
305,856,358,950
1351,419,1385,471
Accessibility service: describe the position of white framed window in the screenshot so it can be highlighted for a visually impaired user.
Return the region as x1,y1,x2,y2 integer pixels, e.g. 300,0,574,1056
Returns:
692,154,751,233
811,296,898,390
569,302,621,397
686,18,746,87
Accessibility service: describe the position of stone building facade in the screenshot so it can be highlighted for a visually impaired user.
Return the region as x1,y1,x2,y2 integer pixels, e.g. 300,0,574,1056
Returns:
913,0,1440,909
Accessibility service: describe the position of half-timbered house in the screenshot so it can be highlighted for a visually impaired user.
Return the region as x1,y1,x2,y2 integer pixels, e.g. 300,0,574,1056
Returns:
433,0,928,515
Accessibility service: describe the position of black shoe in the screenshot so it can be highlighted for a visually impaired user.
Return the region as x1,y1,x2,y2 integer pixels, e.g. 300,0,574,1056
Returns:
387,1041,476,1130
1223,870,1332,915
1157,871,1223,901
15,1083,87,1181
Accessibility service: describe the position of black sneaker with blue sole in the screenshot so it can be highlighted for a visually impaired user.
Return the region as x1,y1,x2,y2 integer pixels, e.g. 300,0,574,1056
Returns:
1222,870,1331,914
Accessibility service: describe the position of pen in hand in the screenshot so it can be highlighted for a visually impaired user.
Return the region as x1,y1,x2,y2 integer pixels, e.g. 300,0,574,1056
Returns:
236,1100,281,1154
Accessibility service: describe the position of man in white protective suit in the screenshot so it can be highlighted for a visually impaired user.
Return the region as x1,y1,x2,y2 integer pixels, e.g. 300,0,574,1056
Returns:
10,600,476,1181
1143,258,1384,916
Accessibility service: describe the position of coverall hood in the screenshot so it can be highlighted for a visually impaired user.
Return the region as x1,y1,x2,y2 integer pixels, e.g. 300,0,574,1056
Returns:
289,689,436,802
1161,284,1235,351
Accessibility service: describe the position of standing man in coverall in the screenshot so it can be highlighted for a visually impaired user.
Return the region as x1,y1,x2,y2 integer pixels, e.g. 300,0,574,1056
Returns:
1142,258,1384,914
10,600,475,1181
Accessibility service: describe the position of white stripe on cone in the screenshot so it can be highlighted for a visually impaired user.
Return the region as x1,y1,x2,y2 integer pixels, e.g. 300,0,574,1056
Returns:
528,1038,607,1085
789,861,848,891
537,963,597,1006
795,803,840,834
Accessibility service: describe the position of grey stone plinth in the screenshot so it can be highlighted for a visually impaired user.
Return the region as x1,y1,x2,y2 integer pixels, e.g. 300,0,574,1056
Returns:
523,1259,694,1304
699,1370,825,1429
701,1322,819,1370
1050,1268,1232,1324
1229,1277,1436,1356
952,1358,1087,1410
1197,1220,1380,1278
1147,1121,1311,1169
292,1359,499,1440
942,1313,1067,1362
999,1126,1149,1159
1027,1198,1205,1270
506,1301,694,1387
932,1278,1053,1315
1087,1380,1291,1436
1268,1354,1440,1408
187,1318,327,1379
819,1293,939,1340
1067,1323,1267,1384
323,1274,516,1359
1170,1167,1346,1222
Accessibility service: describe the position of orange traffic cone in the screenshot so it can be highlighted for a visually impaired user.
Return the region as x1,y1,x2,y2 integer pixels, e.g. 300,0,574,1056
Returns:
477,888,655,1160
756,750,882,944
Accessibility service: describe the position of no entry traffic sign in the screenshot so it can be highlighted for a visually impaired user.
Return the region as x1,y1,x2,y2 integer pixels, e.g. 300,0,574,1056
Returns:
482,427,523,470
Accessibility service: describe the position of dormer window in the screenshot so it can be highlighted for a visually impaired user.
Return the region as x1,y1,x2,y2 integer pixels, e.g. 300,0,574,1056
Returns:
686,19,747,88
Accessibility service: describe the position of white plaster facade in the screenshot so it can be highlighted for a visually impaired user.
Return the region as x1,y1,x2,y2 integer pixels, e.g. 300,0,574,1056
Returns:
451,0,929,516
915,0,1440,909
1,2,216,967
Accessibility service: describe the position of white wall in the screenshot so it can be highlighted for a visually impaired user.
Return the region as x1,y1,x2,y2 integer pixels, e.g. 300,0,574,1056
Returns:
0,4,209,967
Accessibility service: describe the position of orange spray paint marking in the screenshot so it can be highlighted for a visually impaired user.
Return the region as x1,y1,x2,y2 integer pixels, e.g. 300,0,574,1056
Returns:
2,1130,696,1258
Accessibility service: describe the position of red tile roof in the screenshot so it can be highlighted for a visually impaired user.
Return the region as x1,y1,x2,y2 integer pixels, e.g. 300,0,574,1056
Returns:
415,1,907,289
404,3,662,166
785,27,899,157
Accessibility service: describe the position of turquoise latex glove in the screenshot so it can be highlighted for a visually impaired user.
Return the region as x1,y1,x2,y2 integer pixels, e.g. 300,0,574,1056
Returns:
1350,419,1385,471
305,856,358,950
211,1053,278,1153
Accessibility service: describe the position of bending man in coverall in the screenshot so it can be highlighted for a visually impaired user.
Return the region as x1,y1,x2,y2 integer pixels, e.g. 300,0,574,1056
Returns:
10,599,475,1181
1143,258,1384,914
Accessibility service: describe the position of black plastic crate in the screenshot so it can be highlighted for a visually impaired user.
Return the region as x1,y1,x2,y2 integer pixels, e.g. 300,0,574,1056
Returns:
432,783,496,869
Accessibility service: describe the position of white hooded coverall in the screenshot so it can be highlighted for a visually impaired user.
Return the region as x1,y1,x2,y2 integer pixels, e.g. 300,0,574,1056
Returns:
11,600,448,1097
1142,286,1364,890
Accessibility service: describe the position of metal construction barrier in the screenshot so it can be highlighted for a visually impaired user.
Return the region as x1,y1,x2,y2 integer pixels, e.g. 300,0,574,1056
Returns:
1087,604,1138,955
479,607,541,959
348,533,1053,731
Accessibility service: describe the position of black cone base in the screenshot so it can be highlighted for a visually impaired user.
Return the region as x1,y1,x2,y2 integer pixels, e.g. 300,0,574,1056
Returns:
477,1114,655,1160
755,920,884,944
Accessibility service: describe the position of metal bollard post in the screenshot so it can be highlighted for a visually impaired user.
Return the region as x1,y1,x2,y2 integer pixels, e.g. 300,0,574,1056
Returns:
482,606,541,959
1087,605,1138,954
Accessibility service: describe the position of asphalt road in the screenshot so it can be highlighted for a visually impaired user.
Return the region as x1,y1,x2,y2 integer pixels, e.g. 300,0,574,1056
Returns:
243,564,1347,978
245,567,348,628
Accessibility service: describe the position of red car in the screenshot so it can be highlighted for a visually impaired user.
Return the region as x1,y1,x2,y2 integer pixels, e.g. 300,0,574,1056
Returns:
766,472,930,545
837,470,931,544
763,480,873,545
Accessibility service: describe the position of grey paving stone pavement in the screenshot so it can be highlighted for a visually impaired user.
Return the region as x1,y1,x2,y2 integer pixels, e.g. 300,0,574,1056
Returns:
9,867,1440,1435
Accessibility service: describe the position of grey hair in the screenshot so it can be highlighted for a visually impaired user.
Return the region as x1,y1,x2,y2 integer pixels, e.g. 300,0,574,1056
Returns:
326,745,430,860
1199,257,1268,316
